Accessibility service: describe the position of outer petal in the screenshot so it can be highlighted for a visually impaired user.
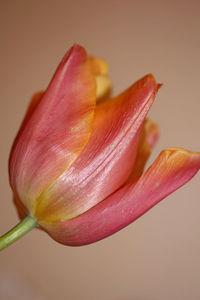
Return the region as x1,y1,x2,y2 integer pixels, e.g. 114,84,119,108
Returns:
9,44,96,214
35,75,160,222
42,148,200,246
17,56,109,131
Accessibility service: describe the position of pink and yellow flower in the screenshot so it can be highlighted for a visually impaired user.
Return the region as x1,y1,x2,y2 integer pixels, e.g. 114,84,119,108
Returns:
9,44,200,246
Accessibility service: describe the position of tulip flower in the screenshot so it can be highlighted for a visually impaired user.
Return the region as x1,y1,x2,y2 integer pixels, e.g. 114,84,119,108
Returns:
0,44,199,250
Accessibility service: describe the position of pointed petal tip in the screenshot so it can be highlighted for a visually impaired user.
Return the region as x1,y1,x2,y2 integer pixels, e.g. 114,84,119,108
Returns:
137,74,162,96
163,147,200,159
72,43,88,56
164,147,200,170
151,148,200,188
143,74,163,92
60,44,88,68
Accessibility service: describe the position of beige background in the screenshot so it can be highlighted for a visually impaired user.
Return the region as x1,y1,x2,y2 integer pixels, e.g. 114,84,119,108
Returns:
0,1,200,299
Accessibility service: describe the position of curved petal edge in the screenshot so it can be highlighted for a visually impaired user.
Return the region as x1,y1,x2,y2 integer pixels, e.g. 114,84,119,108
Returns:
42,148,200,246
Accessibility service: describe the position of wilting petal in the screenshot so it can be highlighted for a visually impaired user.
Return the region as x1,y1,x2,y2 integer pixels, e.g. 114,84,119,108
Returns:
9,45,96,213
35,75,160,222
42,148,200,246
127,118,159,182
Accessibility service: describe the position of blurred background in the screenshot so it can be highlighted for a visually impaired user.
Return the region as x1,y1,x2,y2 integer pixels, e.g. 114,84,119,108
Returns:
0,1,200,299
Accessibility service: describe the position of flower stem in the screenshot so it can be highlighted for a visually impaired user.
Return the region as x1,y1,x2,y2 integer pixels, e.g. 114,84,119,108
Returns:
0,215,37,251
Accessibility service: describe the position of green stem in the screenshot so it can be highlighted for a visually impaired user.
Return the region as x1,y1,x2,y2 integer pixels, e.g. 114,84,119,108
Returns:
0,215,37,251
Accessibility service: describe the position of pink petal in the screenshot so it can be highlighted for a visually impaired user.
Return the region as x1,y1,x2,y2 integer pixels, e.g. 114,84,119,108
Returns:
9,44,96,213
42,148,200,246
35,75,160,222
